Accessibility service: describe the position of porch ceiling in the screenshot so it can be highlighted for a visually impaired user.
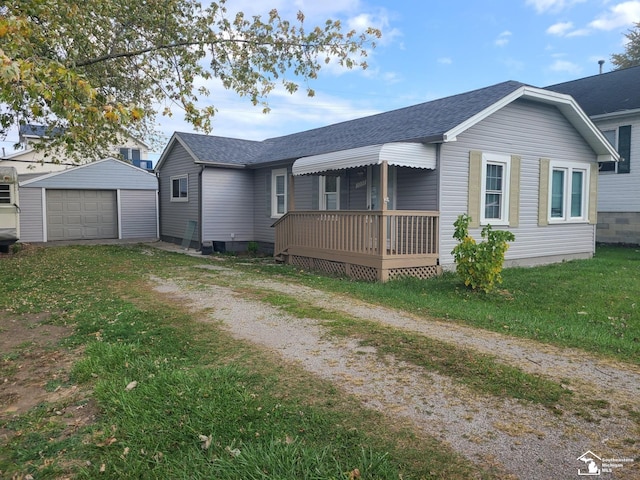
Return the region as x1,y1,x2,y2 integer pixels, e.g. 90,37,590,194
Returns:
292,142,437,176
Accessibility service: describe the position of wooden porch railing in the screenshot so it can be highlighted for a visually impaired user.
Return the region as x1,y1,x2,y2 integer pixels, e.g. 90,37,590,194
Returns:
274,210,439,260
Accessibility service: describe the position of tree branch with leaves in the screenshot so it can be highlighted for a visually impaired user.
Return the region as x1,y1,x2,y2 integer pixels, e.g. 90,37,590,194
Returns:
0,1,380,160
611,21,640,69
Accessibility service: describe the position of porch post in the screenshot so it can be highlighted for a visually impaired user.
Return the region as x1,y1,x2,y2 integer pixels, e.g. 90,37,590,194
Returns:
379,161,389,281
288,173,295,212
380,161,388,212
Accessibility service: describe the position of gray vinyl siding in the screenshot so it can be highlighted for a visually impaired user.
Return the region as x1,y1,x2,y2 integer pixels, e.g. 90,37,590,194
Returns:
18,187,44,242
201,168,254,242
396,168,438,210
593,116,640,212
253,165,292,243
439,98,598,267
293,175,314,210
347,168,368,209
120,190,158,239
158,142,202,244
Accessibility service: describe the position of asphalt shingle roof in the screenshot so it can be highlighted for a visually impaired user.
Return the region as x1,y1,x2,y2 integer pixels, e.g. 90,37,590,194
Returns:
172,80,527,167
175,132,264,165
545,65,640,116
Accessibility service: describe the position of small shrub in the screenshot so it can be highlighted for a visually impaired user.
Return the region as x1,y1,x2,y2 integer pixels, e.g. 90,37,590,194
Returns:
247,241,259,256
451,214,515,293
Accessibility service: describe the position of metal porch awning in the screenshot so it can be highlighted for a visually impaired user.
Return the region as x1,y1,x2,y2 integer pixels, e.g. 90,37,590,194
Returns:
292,142,437,176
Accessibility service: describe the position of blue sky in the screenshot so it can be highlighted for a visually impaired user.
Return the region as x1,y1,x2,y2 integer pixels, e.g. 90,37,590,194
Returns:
2,0,639,158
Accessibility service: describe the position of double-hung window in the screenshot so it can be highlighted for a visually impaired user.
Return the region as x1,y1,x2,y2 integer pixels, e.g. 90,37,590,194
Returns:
320,176,340,210
171,175,188,202
271,168,287,217
549,161,588,223
481,153,511,225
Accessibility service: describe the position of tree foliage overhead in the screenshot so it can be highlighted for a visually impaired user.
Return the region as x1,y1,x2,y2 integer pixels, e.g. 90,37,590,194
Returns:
0,0,380,159
611,21,640,69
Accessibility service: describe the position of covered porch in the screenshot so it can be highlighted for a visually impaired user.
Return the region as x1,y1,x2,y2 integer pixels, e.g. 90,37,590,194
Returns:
273,143,442,282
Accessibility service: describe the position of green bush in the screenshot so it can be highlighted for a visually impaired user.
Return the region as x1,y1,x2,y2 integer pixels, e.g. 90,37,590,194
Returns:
451,214,515,293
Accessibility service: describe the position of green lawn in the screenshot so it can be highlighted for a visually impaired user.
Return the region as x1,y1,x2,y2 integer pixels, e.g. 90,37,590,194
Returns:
0,243,637,479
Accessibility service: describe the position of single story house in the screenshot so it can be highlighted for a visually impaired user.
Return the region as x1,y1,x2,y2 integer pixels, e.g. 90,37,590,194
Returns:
155,80,617,281
546,65,640,245
19,158,158,242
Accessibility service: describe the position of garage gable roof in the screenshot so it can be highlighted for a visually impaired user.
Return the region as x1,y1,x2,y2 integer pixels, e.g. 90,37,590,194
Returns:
20,158,158,190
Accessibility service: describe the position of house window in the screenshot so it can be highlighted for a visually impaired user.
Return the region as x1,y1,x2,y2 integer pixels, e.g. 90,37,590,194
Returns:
119,148,141,161
271,168,287,217
0,184,11,204
599,126,631,174
481,153,511,225
171,175,188,202
549,162,588,222
320,176,340,210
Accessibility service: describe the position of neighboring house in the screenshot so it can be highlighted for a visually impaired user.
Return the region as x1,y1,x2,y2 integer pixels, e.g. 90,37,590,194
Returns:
155,80,617,281
1,124,153,174
19,158,158,242
546,65,640,245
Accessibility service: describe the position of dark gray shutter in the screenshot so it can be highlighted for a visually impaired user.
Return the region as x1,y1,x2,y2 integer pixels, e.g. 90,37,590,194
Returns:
618,125,631,174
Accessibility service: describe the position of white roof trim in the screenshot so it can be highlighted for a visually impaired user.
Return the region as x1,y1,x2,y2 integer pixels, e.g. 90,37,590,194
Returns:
443,86,620,162
292,142,437,176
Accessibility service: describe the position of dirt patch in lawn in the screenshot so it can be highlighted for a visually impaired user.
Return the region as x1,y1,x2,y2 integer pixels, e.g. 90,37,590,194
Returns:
0,312,97,445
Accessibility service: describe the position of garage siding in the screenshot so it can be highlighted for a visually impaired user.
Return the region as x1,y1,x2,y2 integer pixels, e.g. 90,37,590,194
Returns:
47,190,117,241
120,190,158,238
18,188,44,242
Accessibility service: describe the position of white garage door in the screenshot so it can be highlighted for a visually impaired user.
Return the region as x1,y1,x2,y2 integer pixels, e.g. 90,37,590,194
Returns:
47,190,117,241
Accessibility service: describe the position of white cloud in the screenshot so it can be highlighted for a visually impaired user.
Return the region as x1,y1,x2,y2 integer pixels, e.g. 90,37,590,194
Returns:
526,0,586,14
548,59,582,74
546,21,574,36
589,1,640,31
494,31,512,47
438,57,453,65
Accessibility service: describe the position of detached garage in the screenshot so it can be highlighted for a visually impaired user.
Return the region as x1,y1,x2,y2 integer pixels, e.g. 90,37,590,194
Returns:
19,158,158,243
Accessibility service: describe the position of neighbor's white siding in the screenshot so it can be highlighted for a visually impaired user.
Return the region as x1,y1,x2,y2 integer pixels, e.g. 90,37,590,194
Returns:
593,116,640,212
201,168,254,242
18,187,44,242
439,98,598,267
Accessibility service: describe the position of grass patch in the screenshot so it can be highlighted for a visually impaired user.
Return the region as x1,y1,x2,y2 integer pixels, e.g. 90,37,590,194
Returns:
230,245,640,364
254,291,568,408
0,245,489,479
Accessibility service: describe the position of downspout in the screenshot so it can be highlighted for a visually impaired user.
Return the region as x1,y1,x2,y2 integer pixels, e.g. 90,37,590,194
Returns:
199,164,204,250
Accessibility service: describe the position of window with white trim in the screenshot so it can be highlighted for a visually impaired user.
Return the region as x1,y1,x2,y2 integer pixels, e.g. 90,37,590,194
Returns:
171,175,188,202
481,153,511,225
271,168,287,217
119,147,142,161
549,161,588,223
320,175,340,210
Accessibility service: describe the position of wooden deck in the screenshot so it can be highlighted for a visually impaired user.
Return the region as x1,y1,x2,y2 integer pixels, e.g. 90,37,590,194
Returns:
273,210,441,281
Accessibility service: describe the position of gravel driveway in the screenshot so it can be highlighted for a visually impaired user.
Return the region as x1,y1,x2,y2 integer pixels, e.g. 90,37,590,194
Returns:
149,253,639,480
